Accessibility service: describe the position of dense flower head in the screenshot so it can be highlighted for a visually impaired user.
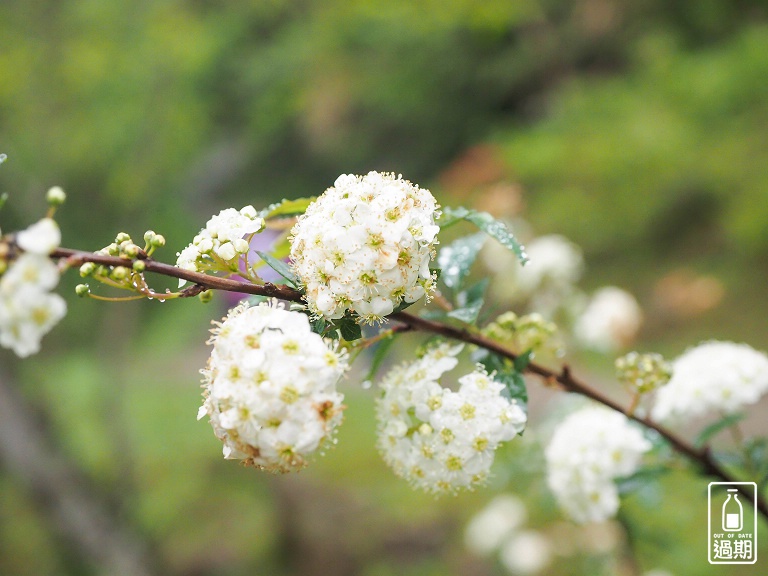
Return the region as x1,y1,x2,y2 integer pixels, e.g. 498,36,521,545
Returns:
545,406,650,523
0,219,67,357
651,341,768,422
176,206,265,283
615,351,672,394
290,171,440,323
198,300,347,472
375,343,527,494
574,286,642,352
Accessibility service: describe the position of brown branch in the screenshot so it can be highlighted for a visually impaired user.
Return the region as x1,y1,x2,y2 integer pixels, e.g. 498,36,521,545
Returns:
50,247,768,520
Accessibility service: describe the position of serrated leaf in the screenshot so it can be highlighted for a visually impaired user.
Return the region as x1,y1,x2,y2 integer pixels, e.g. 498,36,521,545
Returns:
337,317,363,342
255,251,298,287
447,299,484,324
438,206,527,265
447,278,488,324
437,232,486,289
310,317,327,335
694,413,745,448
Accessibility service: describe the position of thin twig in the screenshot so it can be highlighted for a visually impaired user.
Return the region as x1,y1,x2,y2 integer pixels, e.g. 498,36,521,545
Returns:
50,247,768,520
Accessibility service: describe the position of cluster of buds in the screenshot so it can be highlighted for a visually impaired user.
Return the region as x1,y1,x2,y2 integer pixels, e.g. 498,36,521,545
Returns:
76,230,165,298
482,311,558,353
615,351,672,394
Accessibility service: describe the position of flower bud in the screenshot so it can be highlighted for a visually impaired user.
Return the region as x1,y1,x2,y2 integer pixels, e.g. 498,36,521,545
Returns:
123,243,140,258
132,260,146,273
79,262,96,277
75,284,90,297
111,266,129,280
143,230,156,244
115,232,131,244
198,289,213,303
46,186,67,206
150,234,166,248
615,351,671,394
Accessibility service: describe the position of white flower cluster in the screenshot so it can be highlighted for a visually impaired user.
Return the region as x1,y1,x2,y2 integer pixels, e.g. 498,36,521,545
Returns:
465,494,552,575
545,406,650,523
376,343,527,494
198,300,347,472
0,218,67,357
574,286,643,352
652,341,768,422
176,206,265,282
290,172,439,323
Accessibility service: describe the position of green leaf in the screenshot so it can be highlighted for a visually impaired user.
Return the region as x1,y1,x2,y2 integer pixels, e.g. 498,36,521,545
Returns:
446,278,489,324
447,299,484,324
694,413,745,448
513,350,534,373
255,250,298,287
259,197,316,220
363,335,396,385
437,232,486,289
310,317,327,335
438,206,528,265
479,351,528,406
337,316,363,342
392,300,415,314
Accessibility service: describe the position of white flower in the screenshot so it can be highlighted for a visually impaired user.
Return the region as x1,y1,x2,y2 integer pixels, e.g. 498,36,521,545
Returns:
464,494,528,555
513,234,583,295
375,343,526,494
16,218,61,255
198,300,347,472
176,206,265,285
0,253,66,358
290,171,439,323
545,406,650,523
652,341,768,422
499,530,552,575
574,286,642,352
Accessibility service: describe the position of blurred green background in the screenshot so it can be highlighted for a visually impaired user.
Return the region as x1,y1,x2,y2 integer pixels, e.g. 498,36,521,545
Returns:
1,0,768,574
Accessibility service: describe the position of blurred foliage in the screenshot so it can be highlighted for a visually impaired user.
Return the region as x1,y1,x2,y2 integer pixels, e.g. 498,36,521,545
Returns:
1,0,768,574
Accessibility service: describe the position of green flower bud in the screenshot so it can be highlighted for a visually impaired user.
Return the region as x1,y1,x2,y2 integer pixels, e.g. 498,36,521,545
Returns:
143,230,156,244
132,260,146,272
111,266,129,280
79,262,96,277
150,234,166,248
123,243,140,258
75,284,90,297
615,351,672,394
46,186,67,206
115,232,131,244
199,290,213,304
